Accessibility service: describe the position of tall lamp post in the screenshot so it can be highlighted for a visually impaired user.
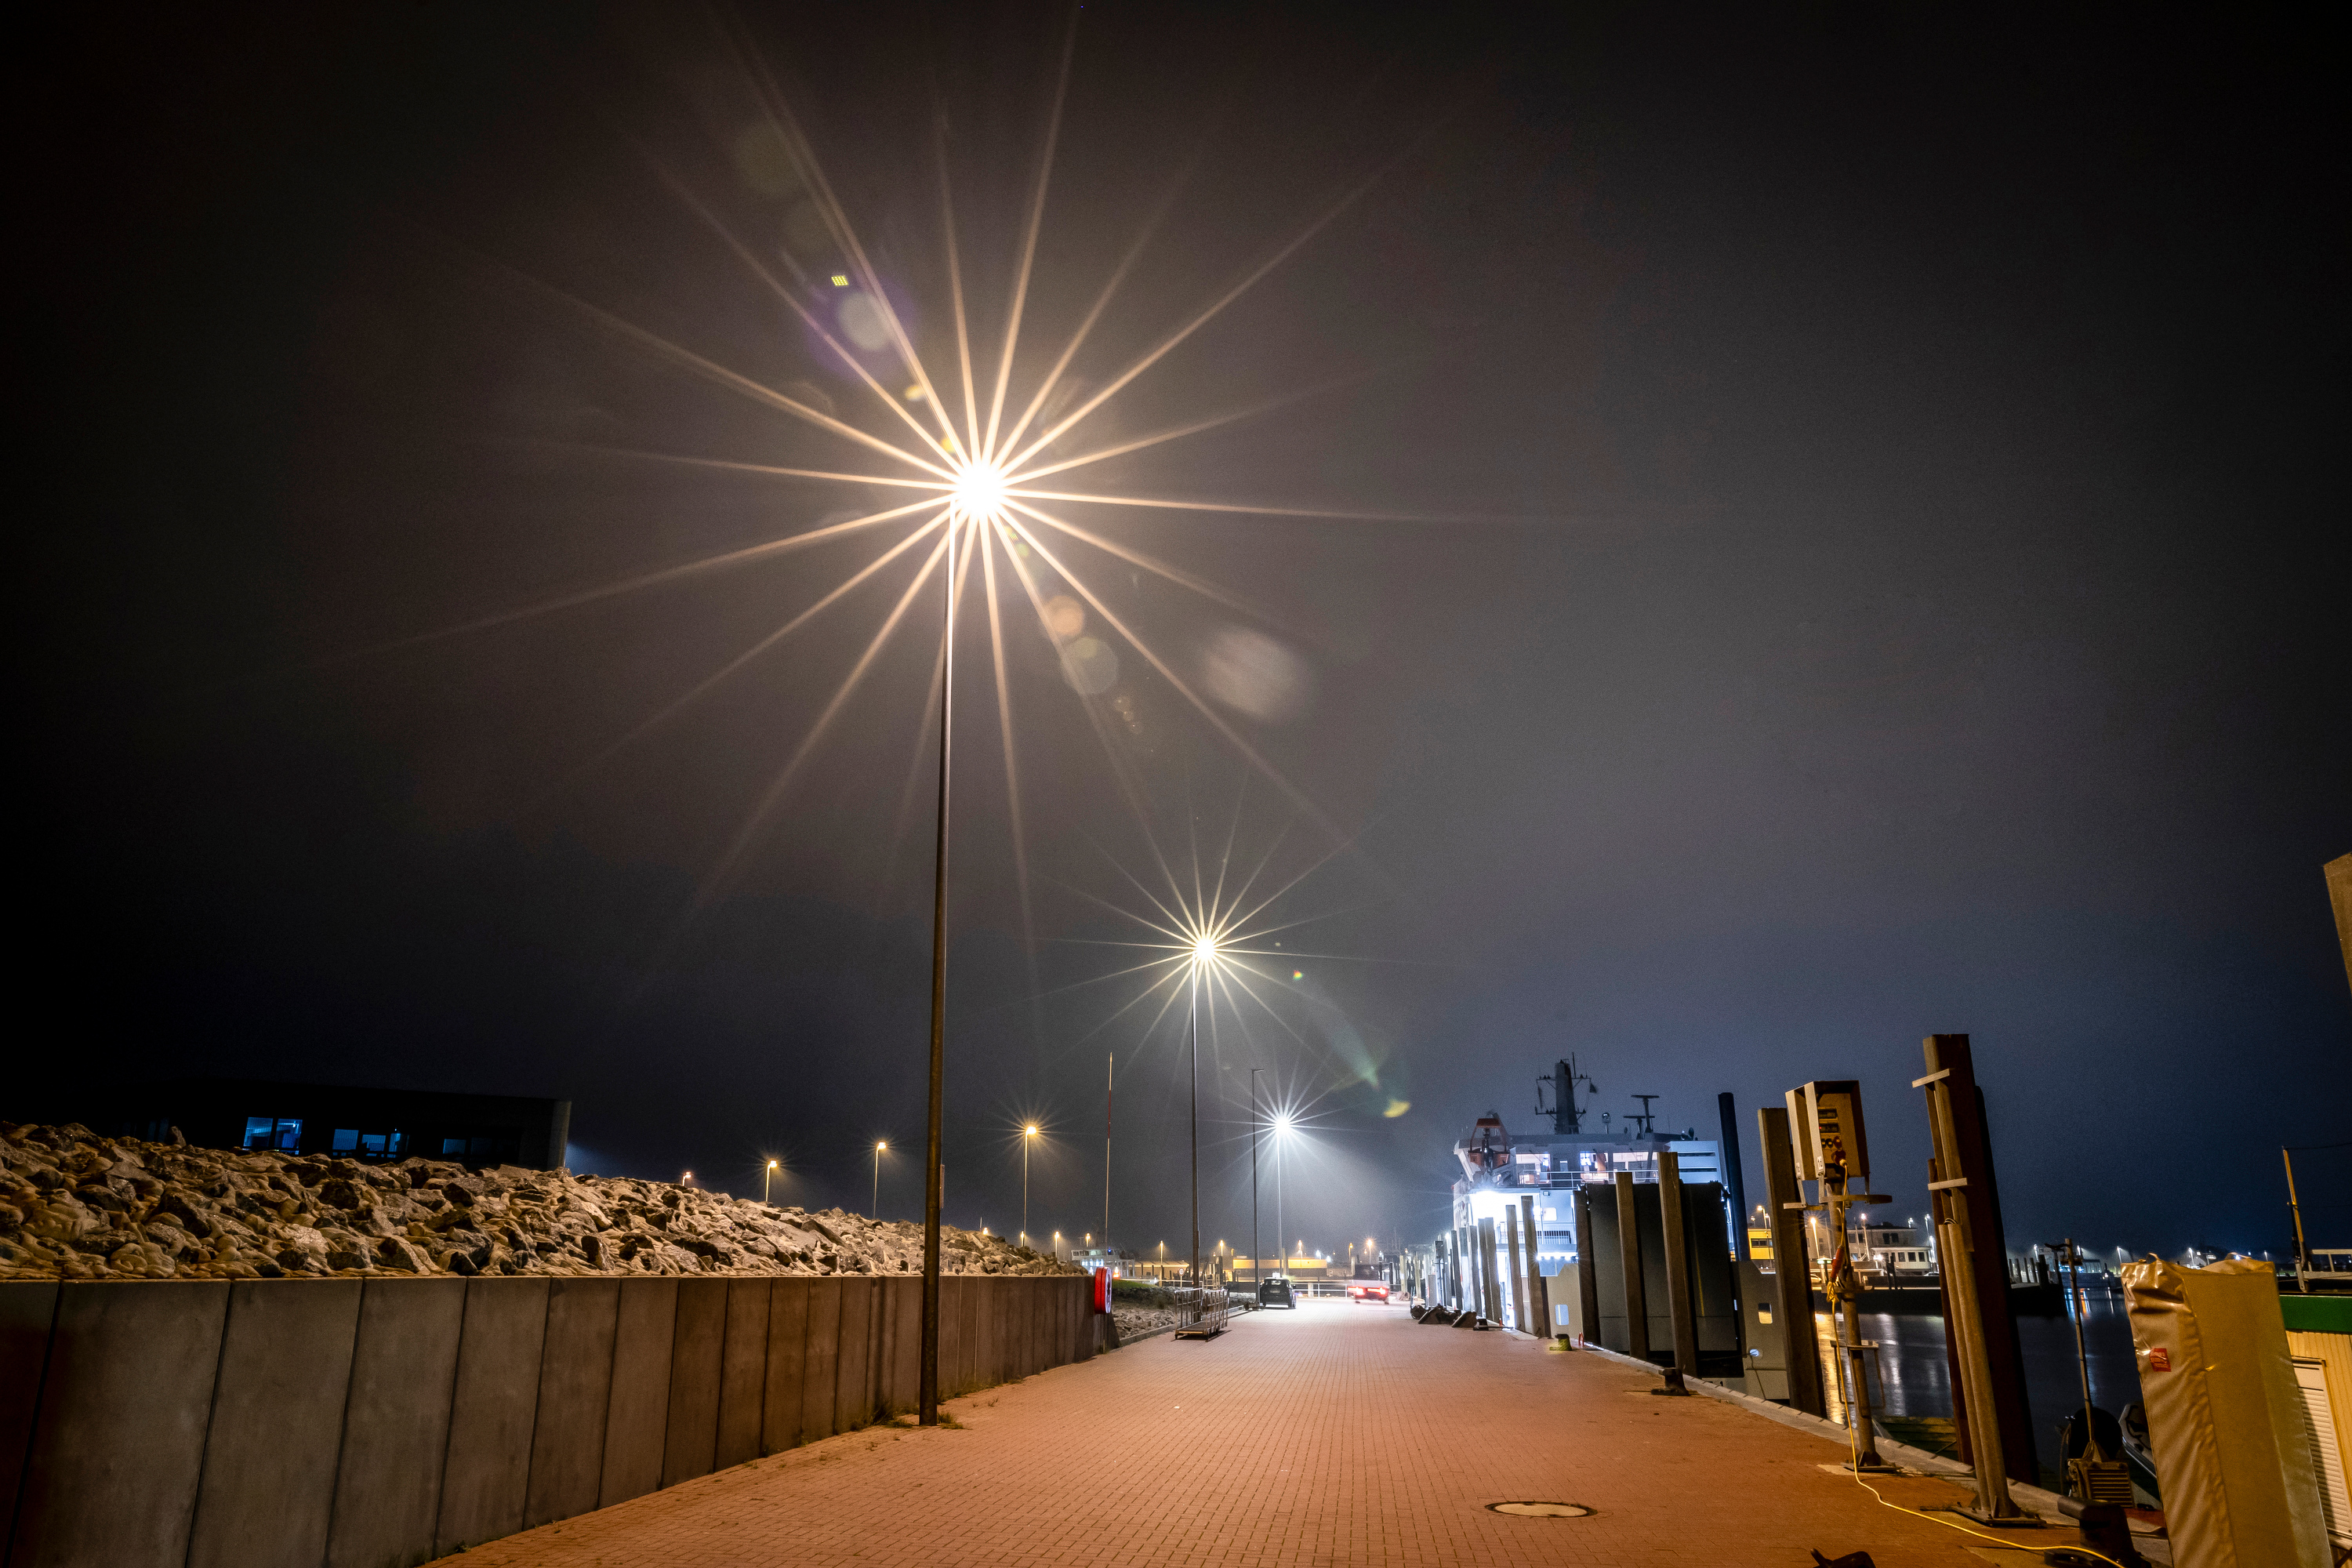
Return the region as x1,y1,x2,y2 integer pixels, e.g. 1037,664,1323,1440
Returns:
1250,1066,1264,1296
1022,1124,1039,1244
764,1159,779,1205
918,493,993,1425
1189,939,1207,1288
1103,1052,1114,1260
872,1140,887,1218
1272,1112,1292,1284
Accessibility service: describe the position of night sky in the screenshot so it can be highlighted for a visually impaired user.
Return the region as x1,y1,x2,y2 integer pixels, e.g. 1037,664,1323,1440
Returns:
24,4,2349,1267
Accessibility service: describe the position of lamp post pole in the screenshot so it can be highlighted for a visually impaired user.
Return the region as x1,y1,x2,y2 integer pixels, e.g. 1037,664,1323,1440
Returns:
1275,1127,1285,1286
873,1142,886,1218
764,1159,778,1205
1250,1067,1263,1297
1103,1051,1113,1261
1189,959,1201,1290
1022,1126,1037,1245
918,519,962,1427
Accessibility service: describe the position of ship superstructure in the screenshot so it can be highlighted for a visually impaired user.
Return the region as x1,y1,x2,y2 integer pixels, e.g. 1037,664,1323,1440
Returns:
1448,1056,1731,1277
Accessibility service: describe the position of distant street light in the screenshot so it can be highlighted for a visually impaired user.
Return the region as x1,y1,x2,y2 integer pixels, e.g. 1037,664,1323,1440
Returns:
873,1141,888,1218
764,1159,780,1205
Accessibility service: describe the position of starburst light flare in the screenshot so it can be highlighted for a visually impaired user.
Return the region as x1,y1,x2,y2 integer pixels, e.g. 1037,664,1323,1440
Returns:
397,16,1504,901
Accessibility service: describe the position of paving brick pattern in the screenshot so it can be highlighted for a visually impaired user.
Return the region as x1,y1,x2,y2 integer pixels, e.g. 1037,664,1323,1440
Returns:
430,1301,2076,1567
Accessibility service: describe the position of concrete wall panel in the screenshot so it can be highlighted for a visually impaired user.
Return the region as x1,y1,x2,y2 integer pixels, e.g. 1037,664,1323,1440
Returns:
1025,1280,1043,1377
798,1279,841,1445
1006,1281,1024,1380
522,1279,619,1530
880,1278,919,1417
596,1279,676,1509
659,1279,726,1487
326,1277,466,1568
760,1280,808,1455
964,1279,985,1392
434,1278,550,1557
833,1279,873,1433
0,1282,59,1549
934,1278,958,1397
931,1279,954,1398
714,1280,769,1470
187,1278,363,1568
5,1273,1093,1568
9,1280,229,1568
938,1277,964,1397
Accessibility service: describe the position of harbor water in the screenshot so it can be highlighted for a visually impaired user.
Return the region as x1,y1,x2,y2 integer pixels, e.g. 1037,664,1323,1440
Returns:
1813,1286,2139,1468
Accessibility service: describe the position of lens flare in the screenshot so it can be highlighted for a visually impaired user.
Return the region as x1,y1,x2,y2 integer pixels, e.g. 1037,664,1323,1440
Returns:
396,20,1502,931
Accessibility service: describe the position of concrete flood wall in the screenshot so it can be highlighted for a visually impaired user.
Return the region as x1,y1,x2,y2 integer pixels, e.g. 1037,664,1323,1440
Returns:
1,1273,1093,1568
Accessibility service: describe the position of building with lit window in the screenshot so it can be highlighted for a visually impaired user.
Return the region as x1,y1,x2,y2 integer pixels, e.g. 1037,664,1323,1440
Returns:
82,1077,571,1169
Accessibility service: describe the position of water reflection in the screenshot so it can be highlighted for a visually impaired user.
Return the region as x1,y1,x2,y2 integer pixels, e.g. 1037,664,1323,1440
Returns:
1811,1290,2140,1447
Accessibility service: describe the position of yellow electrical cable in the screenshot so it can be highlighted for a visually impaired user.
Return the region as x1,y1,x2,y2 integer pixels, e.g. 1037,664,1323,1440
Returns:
1839,1407,2129,1568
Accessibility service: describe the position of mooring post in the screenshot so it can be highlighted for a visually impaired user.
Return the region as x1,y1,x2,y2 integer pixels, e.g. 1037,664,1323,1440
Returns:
1659,1150,1700,1377
1519,1193,1546,1337
1919,1036,2024,1521
1718,1091,1751,1261
1573,1186,1600,1345
1920,1033,2037,1489
1757,1105,1826,1416
1615,1171,1649,1361
1478,1218,1501,1323
1503,1205,1526,1330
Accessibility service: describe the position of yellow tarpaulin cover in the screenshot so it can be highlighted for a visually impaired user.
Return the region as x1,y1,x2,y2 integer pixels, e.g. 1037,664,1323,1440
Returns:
2121,1256,2328,1567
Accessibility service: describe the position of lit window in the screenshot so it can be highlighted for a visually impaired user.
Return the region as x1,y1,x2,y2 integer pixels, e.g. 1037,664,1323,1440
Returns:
246,1117,301,1151
333,1129,361,1152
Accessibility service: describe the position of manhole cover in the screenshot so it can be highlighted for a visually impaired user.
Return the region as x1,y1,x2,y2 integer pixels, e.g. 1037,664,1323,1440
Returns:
1486,1501,1593,1519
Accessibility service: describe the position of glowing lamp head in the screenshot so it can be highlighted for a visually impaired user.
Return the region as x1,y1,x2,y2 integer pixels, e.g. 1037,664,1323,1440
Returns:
875,1140,887,1152
1191,934,1218,963
1025,1124,1040,1137
952,459,1007,515
1272,1112,1294,1134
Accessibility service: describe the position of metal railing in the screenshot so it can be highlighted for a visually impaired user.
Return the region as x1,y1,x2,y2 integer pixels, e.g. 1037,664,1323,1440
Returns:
1172,1286,1234,1336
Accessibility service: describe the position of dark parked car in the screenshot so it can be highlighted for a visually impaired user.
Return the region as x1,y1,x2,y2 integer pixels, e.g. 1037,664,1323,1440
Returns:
1258,1276,1297,1308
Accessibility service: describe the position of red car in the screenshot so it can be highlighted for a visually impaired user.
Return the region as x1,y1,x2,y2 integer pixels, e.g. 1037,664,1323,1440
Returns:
1348,1283,1390,1303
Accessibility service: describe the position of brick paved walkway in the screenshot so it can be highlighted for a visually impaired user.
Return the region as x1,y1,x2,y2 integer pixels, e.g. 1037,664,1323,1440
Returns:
430,1301,2083,1567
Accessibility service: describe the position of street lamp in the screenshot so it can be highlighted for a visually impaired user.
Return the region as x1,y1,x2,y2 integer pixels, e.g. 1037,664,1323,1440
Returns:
764,1159,780,1205
1022,1124,1040,1246
873,1141,887,1219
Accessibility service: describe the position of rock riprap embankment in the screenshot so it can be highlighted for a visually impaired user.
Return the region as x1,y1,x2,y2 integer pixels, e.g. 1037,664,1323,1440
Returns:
0,1122,1079,1283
